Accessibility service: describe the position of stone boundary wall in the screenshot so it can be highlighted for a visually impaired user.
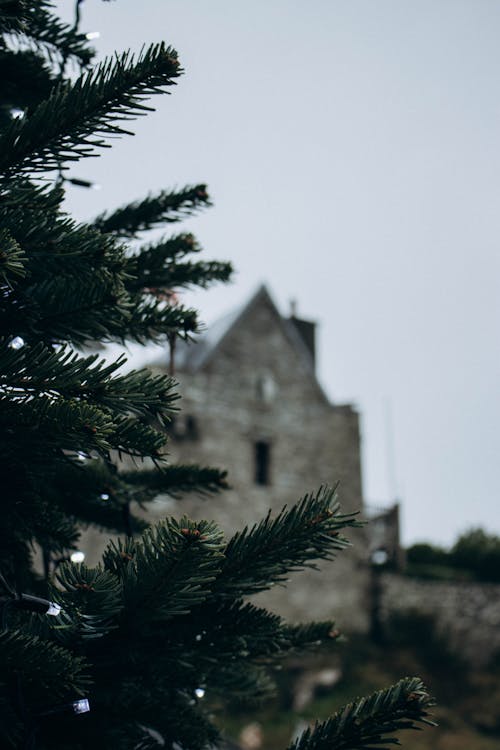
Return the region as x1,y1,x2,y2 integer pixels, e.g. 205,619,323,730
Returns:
379,573,500,667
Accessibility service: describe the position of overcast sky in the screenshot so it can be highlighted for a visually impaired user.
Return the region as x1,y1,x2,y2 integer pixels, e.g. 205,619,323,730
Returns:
57,0,500,547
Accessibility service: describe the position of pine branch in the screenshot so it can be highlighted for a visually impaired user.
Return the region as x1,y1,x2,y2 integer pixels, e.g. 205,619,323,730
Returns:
53,563,123,642
0,177,64,212
0,227,26,284
0,43,182,176
0,0,29,34
166,609,340,677
104,518,225,625
0,49,55,118
127,690,221,750
121,602,324,710
30,498,81,554
94,185,211,238
187,599,286,663
126,257,233,295
125,298,199,343
0,180,209,348
209,663,275,705
0,180,86,243
288,678,435,750
20,3,94,66
41,461,151,536
0,343,178,419
283,621,342,651
0,631,91,700
134,233,205,265
112,414,167,457
0,444,87,565
0,394,168,460
214,486,362,598
120,464,229,499
5,396,118,451
122,232,233,312
21,269,126,325
15,270,129,342
40,461,228,538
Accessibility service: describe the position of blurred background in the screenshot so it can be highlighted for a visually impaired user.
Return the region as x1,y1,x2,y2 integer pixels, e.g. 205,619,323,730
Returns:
56,2,500,747
56,0,500,548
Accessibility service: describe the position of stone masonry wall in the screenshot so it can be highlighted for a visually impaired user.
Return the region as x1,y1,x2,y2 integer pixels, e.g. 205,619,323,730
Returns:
150,294,371,632
380,573,500,667
81,290,372,633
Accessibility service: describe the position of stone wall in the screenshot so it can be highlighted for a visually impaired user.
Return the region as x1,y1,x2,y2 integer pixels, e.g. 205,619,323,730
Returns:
150,290,372,632
379,572,500,667
81,287,372,633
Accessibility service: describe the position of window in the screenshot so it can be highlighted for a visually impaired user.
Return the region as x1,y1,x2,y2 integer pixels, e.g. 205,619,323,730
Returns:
169,415,199,441
185,415,199,439
254,440,271,485
255,373,277,404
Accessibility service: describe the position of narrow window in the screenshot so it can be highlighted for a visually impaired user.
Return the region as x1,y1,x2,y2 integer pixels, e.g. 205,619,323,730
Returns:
168,415,199,441
168,415,178,438
254,441,271,485
255,373,277,404
186,415,199,440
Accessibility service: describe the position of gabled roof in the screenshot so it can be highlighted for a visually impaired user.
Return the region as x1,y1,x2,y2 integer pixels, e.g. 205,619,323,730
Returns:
152,284,332,403
174,299,245,372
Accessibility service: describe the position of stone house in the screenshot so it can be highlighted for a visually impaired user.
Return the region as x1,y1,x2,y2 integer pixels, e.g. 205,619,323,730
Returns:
150,285,372,632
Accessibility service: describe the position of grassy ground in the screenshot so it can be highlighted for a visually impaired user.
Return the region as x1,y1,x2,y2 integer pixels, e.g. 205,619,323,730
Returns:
216,631,500,750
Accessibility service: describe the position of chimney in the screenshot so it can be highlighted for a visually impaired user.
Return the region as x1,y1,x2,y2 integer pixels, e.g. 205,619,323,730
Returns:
288,300,316,369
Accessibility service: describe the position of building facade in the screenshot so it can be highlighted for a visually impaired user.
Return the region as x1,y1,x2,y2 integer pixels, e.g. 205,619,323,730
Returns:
149,285,371,632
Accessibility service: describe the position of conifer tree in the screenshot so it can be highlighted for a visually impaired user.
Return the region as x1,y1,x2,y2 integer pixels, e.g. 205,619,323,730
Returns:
0,3,434,748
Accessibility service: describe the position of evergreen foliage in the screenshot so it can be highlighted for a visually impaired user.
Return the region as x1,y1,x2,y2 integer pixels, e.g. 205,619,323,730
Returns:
450,528,500,583
0,2,434,749
406,528,500,583
289,678,434,750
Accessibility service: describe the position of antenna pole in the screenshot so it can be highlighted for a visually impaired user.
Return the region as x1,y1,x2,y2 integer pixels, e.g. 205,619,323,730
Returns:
384,398,398,501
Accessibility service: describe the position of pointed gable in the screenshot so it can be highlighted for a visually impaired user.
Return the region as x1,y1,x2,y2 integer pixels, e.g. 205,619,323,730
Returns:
175,284,330,406
145,284,368,630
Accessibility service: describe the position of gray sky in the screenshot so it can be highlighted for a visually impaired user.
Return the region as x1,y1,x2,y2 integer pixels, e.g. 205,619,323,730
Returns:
57,0,500,547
